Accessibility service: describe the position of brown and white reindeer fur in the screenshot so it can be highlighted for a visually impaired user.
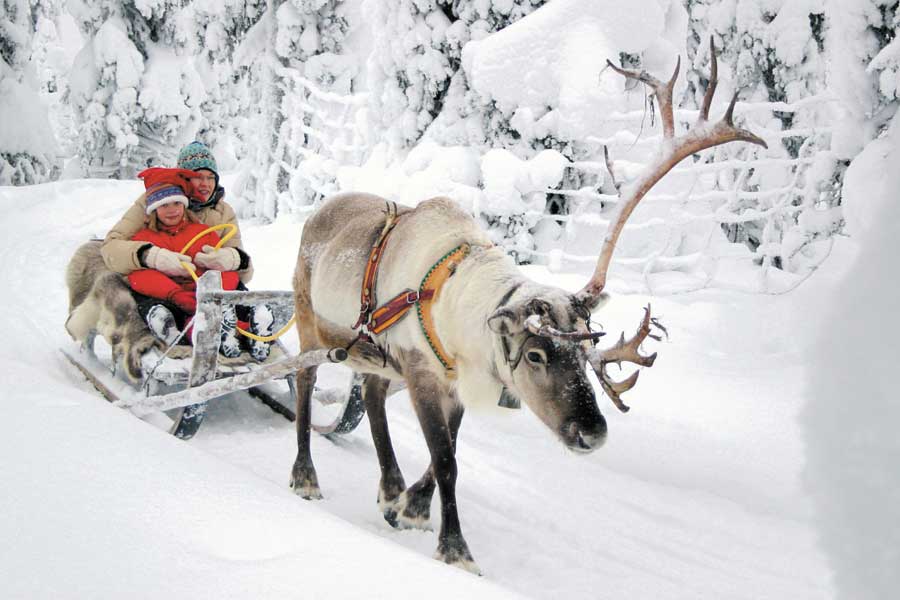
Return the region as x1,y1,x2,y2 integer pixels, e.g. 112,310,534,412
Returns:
291,193,608,573
65,241,164,382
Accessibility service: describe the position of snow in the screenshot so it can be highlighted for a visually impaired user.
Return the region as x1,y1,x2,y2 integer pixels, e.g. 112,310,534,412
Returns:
3,172,876,599
462,0,669,139
2,0,898,596
840,111,900,239
800,101,900,600
0,75,59,156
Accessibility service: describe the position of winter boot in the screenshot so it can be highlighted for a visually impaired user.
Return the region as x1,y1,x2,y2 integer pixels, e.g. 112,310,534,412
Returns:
146,304,179,346
248,304,274,362
219,306,242,358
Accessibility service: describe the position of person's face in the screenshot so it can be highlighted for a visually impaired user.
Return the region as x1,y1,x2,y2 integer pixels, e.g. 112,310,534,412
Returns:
190,169,217,201
156,201,186,227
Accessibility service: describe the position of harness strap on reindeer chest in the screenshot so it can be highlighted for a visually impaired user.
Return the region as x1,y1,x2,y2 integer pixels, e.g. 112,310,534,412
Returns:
351,205,470,376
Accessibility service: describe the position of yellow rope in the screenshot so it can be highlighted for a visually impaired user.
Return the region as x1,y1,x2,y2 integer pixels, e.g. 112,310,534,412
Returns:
177,223,295,343
238,316,296,342
179,223,237,275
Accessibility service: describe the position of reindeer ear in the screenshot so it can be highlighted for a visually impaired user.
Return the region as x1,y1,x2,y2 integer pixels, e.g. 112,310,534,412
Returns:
488,307,525,336
575,291,610,312
525,298,553,317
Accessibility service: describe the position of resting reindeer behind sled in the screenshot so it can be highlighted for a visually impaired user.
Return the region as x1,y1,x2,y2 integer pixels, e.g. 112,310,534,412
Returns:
289,41,766,574
65,240,163,382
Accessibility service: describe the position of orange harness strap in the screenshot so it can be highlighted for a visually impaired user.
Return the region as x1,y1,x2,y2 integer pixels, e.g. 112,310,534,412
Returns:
415,244,470,375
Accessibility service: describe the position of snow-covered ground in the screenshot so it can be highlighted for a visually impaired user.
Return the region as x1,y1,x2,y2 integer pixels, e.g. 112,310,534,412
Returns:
0,178,844,599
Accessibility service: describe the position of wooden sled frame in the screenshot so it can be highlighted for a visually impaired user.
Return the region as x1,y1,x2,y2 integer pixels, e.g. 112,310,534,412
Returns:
64,271,367,440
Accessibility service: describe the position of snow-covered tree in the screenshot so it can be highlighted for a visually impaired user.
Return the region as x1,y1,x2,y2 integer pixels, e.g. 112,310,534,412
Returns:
366,0,549,153
679,0,842,276
0,0,61,184
364,0,458,150
66,2,147,176
827,0,899,156
177,0,266,164
233,0,354,220
66,0,233,177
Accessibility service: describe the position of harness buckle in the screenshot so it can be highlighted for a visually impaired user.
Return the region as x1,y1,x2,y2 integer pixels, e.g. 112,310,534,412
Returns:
405,291,420,304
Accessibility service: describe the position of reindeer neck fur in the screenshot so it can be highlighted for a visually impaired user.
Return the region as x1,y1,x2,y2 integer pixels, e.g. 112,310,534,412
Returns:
433,246,562,409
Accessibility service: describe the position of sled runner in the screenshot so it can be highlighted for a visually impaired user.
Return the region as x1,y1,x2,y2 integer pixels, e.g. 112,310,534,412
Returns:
64,271,367,440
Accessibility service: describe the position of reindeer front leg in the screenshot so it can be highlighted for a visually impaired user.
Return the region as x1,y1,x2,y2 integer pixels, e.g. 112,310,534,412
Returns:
393,400,464,531
405,363,479,574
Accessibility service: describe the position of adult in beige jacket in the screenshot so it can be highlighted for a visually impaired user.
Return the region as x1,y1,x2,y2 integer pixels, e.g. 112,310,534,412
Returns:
101,141,254,284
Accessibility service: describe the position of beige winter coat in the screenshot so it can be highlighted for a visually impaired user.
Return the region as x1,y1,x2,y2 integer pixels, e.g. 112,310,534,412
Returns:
101,193,254,284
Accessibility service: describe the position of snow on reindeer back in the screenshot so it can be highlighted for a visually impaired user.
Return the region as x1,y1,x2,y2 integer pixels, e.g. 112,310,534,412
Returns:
461,0,669,140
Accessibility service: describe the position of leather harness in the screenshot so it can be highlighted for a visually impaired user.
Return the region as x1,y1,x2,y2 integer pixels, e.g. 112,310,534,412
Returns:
352,204,470,376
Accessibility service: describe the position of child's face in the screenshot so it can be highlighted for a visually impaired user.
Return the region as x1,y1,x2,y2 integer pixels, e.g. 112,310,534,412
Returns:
156,202,186,227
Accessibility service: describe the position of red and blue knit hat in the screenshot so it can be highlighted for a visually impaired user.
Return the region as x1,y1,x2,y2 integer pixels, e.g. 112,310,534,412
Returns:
138,167,201,215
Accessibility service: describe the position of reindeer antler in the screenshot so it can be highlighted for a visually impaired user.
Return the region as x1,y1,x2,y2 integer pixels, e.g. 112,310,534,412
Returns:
586,305,663,412
577,38,768,304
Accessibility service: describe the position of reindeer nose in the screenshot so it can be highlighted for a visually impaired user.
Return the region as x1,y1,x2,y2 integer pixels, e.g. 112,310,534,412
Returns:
563,417,607,453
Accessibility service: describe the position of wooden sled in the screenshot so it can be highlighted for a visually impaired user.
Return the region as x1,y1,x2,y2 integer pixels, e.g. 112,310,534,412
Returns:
63,271,367,440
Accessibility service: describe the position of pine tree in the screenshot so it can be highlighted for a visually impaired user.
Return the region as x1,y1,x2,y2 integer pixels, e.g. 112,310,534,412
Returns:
180,0,267,162
681,0,839,274
366,0,549,152
365,0,458,150
234,0,353,220
66,0,258,177
0,0,61,184
66,2,147,176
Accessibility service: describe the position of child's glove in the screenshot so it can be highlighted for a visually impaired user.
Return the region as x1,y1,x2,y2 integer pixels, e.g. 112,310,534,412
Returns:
145,246,195,277
194,245,240,271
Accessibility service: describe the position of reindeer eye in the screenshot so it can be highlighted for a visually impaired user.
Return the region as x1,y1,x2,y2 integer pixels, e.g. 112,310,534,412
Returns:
525,350,546,365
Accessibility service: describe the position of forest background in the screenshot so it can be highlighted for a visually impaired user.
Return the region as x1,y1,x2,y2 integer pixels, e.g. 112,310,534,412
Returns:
3,0,898,296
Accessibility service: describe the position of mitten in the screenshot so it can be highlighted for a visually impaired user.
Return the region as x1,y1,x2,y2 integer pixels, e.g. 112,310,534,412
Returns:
144,246,195,277
194,245,241,271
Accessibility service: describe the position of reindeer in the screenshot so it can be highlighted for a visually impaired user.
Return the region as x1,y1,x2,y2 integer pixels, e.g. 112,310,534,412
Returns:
289,41,766,574
65,240,165,382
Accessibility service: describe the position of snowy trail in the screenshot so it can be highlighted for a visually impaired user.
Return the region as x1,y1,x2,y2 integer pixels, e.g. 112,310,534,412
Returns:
0,181,833,599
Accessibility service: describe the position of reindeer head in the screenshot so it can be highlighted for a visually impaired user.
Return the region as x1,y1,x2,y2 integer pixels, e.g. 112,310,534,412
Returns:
488,287,608,453
481,40,763,450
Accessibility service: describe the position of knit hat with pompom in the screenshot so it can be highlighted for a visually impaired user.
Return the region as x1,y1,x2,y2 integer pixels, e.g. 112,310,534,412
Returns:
138,167,200,215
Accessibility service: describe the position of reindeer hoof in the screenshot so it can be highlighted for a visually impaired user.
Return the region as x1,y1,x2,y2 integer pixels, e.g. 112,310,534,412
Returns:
290,480,323,500
377,483,405,528
396,489,433,531
291,481,323,500
435,538,481,575
290,462,323,500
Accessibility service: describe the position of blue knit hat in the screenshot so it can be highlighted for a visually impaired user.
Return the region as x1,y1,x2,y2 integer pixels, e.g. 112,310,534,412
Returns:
177,141,218,175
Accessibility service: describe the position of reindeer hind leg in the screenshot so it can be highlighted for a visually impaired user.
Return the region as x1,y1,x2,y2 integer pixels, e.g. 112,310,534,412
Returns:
291,364,323,499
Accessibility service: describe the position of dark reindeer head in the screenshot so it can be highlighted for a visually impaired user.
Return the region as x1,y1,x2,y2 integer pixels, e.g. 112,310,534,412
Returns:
488,288,608,453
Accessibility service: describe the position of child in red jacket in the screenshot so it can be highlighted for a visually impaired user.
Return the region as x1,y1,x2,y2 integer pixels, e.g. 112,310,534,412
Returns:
128,168,246,357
